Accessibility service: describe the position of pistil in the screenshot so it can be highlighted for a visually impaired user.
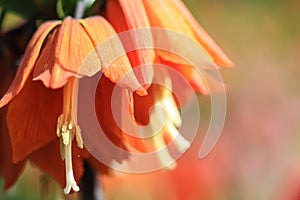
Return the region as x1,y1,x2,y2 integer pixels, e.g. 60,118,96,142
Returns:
147,84,190,169
56,77,83,194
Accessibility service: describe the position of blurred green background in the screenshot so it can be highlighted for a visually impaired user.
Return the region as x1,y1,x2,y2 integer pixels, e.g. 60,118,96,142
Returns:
1,0,300,199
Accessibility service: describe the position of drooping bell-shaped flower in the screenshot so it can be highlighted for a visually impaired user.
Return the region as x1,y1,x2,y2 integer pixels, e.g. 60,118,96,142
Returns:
104,0,233,169
106,0,233,95
0,15,146,194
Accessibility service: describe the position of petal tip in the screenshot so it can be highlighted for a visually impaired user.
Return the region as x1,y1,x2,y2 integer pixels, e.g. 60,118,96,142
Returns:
135,87,148,96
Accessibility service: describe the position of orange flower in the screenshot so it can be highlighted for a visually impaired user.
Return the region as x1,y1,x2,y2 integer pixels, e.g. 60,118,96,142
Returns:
1,0,234,195
0,16,146,194
93,67,191,170
0,28,27,190
106,0,233,94
133,71,191,169
105,0,156,86
103,0,233,168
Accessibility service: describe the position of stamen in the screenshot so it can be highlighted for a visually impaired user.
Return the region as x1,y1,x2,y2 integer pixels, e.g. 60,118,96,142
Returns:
162,95,181,127
152,135,177,170
142,98,177,170
144,82,189,170
166,123,190,153
61,122,70,145
75,125,83,149
56,77,83,194
56,115,63,137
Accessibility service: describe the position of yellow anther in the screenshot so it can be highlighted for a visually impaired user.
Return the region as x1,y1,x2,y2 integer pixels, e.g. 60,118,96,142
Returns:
75,125,83,149
56,115,64,137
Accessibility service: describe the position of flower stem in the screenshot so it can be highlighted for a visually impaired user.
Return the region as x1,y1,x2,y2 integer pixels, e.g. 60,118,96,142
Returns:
74,0,87,19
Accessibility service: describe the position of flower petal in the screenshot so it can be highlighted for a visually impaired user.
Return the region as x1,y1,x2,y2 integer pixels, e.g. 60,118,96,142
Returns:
158,56,209,95
171,0,234,67
0,108,26,190
133,87,154,126
106,0,155,86
56,17,100,77
95,76,147,152
33,28,78,89
80,16,146,95
6,79,62,163
142,0,232,67
117,0,150,29
0,21,61,107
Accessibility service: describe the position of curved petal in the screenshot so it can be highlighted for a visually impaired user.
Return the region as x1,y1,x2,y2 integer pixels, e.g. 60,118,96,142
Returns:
30,139,89,188
142,0,233,67
33,28,78,89
95,76,147,152
133,87,154,126
55,17,100,78
171,0,234,67
0,108,26,190
6,79,62,163
106,0,154,86
158,56,209,95
133,82,180,125
80,16,146,95
0,20,61,107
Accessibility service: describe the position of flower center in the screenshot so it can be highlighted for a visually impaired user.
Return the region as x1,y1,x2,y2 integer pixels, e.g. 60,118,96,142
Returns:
56,77,83,194
139,83,190,170
152,91,190,169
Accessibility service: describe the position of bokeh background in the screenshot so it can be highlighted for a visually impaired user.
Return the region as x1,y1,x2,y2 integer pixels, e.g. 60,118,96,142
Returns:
1,0,300,199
